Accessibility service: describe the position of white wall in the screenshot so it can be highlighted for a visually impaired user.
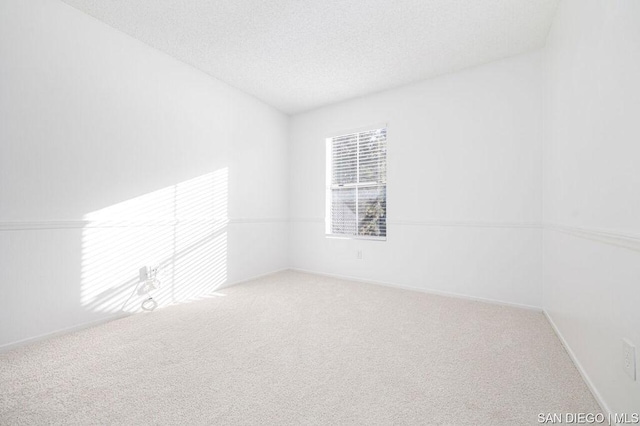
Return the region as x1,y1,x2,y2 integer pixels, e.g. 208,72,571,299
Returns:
0,0,288,348
289,52,544,308
543,0,640,414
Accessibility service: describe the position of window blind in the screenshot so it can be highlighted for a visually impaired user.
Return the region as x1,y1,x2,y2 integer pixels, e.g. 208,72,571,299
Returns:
327,127,387,239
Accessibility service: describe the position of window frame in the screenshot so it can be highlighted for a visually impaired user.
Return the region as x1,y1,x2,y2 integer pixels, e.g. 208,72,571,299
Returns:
325,125,388,241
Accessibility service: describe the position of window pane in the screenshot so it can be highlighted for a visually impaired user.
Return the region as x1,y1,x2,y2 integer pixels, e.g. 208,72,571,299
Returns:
331,188,357,235
358,186,386,237
332,134,357,185
358,128,387,184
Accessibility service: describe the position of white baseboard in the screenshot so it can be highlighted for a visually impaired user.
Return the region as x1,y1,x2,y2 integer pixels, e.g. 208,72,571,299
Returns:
542,310,611,417
0,312,131,354
288,267,542,311
0,267,290,354
221,267,290,289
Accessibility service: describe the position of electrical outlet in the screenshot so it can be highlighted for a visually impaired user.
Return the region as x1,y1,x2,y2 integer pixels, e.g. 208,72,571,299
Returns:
357,250,363,260
139,266,148,282
623,339,636,380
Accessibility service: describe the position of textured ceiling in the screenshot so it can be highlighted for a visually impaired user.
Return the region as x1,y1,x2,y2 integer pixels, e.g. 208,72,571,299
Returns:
60,0,559,114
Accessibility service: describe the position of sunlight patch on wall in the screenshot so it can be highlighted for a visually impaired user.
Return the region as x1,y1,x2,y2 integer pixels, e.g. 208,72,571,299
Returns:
80,168,228,313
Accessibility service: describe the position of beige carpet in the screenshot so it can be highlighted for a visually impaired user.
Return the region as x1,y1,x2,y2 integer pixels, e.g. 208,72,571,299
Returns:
0,271,599,425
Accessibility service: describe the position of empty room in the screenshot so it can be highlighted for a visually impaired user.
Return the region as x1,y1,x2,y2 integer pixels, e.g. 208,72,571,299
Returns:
1,0,638,424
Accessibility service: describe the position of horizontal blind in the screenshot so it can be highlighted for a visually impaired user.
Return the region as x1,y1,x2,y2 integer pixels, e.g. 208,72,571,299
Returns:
331,133,358,185
330,128,387,238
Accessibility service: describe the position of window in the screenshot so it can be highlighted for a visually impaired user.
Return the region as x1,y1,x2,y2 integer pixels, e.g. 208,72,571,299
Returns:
326,127,387,239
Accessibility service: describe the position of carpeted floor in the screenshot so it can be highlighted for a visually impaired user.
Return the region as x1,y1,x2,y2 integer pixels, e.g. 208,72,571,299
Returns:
0,271,600,425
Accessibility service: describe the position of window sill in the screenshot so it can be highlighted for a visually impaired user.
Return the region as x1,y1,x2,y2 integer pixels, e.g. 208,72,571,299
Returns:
325,234,386,242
